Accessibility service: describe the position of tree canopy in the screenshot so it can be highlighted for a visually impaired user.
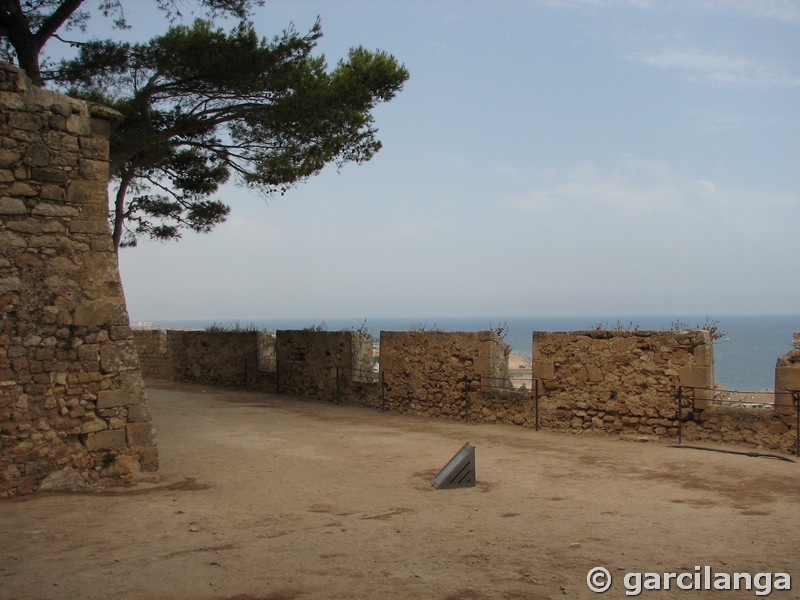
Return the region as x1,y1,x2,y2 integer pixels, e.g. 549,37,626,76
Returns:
0,0,264,86
1,1,409,250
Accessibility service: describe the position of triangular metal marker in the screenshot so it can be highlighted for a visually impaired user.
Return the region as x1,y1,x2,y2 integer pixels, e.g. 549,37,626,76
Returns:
431,442,476,489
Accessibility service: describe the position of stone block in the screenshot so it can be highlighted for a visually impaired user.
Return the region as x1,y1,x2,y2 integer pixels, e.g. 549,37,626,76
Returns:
65,114,91,135
0,277,21,293
0,198,27,214
127,403,151,422
25,143,50,167
0,230,26,248
74,298,125,326
79,158,108,181
66,180,107,204
533,357,555,380
31,203,79,218
0,149,21,168
80,418,107,434
9,111,44,131
7,181,36,196
69,220,110,235
9,219,65,234
30,167,68,184
678,365,712,389
126,422,154,447
693,342,712,366
79,137,108,159
97,389,130,409
85,428,126,451
139,446,159,472
775,365,800,391
586,364,603,382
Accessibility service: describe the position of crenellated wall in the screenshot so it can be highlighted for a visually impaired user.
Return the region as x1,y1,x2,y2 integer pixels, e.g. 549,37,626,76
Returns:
131,325,799,456
532,329,798,453
0,62,157,495
131,330,173,379
380,330,511,420
774,332,800,415
274,330,372,400
532,329,714,436
133,329,275,389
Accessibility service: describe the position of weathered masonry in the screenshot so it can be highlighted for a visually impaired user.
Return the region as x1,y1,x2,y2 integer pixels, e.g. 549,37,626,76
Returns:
134,326,800,455
532,329,799,454
533,329,714,435
0,62,157,495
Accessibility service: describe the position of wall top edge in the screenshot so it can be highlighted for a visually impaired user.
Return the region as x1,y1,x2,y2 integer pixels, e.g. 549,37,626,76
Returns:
1,60,122,124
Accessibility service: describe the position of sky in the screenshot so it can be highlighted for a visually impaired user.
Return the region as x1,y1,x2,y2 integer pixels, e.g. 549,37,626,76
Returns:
60,1,800,320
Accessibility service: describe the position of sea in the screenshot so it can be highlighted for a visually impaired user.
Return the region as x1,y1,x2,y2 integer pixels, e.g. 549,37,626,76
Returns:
140,314,800,393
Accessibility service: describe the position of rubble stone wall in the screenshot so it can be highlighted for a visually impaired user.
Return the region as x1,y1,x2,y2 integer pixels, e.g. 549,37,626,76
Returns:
533,329,797,454
774,332,800,415
0,62,157,494
130,324,799,455
275,330,373,401
131,330,173,379
533,329,714,436
379,331,511,420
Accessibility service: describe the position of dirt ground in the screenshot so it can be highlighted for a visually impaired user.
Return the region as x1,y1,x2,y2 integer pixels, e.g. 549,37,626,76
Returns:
1,380,799,600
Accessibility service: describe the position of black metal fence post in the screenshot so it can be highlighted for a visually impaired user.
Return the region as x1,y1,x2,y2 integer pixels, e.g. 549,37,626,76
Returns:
794,391,800,458
679,385,683,441
534,379,540,432
464,375,470,423
380,371,385,412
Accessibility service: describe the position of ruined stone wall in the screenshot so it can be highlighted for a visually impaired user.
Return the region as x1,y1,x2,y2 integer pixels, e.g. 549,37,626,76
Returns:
125,323,798,455
379,331,510,420
774,332,800,414
275,330,373,401
533,330,713,436
131,330,173,379
167,331,270,388
680,404,796,453
533,329,797,454
469,388,535,428
0,63,157,494
132,329,276,388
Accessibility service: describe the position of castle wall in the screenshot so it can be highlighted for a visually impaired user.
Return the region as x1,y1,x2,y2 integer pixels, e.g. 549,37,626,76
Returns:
533,329,797,453
774,332,800,415
133,324,799,456
0,63,157,494
379,330,510,420
275,330,373,401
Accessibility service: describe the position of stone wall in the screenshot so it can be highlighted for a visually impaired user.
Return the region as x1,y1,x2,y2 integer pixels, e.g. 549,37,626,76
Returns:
379,330,511,420
169,331,258,388
774,332,800,415
131,330,173,379
129,325,798,455
275,330,373,401
0,62,157,494
532,329,798,454
680,404,796,453
533,330,714,437
133,329,275,389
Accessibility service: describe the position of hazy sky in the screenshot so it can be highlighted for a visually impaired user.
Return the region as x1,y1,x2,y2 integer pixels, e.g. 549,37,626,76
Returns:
77,1,800,320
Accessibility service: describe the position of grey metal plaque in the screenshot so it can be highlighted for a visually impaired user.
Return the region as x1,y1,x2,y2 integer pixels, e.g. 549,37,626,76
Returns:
431,442,476,489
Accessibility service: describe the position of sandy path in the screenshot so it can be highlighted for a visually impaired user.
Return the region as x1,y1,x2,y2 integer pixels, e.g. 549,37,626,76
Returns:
1,380,798,599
